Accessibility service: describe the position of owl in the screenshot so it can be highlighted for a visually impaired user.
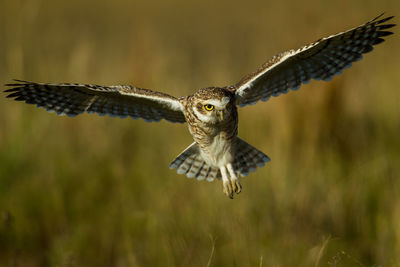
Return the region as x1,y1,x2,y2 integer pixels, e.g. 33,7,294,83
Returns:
4,14,395,198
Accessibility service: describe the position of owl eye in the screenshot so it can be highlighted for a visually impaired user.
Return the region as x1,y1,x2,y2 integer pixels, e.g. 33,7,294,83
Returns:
204,104,214,111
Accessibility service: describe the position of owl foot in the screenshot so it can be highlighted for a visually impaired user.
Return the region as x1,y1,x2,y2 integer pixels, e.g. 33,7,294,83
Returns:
221,164,241,199
231,178,242,194
223,180,234,199
227,163,241,194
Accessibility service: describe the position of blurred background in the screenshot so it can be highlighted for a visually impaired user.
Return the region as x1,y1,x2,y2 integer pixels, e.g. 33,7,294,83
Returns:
0,0,399,266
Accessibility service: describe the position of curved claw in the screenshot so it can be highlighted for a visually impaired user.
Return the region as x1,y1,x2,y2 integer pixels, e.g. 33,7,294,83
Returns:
232,178,242,194
220,164,241,199
223,180,234,199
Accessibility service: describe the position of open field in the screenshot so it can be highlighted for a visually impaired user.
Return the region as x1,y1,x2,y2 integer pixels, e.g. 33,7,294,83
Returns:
0,0,399,266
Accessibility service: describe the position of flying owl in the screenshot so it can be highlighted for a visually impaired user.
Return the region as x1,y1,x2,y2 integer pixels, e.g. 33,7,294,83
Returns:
4,14,395,198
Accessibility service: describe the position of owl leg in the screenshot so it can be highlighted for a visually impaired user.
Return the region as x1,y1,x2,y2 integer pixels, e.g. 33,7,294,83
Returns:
227,163,242,194
220,166,233,199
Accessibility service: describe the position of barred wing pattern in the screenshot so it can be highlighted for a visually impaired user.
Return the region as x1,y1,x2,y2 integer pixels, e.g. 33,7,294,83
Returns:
233,14,395,107
5,80,186,123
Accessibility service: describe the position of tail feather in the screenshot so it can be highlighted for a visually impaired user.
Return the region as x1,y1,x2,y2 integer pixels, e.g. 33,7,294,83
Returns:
169,143,220,181
233,138,270,177
170,138,270,181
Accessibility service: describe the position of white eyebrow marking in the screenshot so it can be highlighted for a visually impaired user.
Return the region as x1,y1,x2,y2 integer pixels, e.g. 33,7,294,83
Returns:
206,97,230,108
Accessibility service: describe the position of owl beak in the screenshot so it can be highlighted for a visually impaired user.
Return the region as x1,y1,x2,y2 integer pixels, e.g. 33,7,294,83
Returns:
218,110,224,120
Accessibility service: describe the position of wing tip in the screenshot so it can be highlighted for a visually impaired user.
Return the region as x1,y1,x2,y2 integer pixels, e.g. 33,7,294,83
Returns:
372,13,394,23
372,14,395,31
4,79,32,87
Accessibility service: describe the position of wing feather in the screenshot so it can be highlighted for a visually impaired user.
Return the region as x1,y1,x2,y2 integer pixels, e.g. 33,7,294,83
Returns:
4,80,186,123
232,14,395,107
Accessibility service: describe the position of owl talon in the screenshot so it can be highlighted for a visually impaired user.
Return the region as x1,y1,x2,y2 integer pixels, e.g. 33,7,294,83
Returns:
226,163,241,194
232,179,242,194
223,181,234,199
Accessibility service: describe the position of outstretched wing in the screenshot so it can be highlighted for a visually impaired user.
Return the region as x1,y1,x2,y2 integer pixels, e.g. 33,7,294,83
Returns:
4,80,186,123
232,14,395,107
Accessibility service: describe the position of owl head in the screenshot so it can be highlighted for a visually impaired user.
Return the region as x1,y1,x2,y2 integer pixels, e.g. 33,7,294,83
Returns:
191,87,235,124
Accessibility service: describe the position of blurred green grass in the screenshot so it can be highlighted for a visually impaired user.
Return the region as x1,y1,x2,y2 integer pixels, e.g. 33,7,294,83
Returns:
0,0,399,266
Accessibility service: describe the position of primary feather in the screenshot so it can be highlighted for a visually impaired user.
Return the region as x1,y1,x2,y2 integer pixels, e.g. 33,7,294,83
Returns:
5,80,186,123
233,14,395,107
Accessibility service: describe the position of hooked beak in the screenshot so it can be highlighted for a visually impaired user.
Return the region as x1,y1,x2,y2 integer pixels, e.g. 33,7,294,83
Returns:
217,110,224,120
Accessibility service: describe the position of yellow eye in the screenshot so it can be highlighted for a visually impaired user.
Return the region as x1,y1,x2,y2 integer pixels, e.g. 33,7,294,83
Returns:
204,104,214,111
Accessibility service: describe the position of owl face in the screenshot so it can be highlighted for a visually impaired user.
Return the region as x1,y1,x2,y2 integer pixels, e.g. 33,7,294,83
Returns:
191,87,234,124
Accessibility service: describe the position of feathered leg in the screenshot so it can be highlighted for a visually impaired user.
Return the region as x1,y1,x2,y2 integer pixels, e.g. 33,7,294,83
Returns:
220,166,233,199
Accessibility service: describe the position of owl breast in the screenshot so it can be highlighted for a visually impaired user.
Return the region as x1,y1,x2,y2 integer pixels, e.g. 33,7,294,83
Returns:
200,132,234,167
182,86,239,168
186,107,238,168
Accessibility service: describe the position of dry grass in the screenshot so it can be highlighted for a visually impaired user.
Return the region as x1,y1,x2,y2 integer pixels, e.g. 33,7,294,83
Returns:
0,0,399,266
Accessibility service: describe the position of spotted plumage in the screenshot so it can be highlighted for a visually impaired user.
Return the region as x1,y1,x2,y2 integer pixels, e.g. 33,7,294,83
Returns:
4,14,395,198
